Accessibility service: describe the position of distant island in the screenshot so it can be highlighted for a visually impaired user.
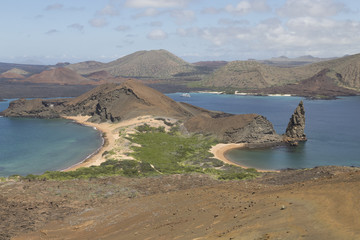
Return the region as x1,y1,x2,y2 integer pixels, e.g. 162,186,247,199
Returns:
0,49,359,99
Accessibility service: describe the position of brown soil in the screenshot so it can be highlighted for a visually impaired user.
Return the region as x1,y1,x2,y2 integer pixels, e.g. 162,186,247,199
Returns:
20,68,99,85
2,166,359,240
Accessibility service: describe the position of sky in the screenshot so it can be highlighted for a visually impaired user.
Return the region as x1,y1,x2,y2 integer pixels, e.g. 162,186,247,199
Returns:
1,0,360,64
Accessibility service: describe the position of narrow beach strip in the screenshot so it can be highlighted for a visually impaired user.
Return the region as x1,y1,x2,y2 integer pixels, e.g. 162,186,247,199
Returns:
210,143,280,173
60,115,170,172
61,116,113,171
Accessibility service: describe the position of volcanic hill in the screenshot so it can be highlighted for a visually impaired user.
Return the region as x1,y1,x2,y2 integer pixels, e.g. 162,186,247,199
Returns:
20,67,99,85
0,68,29,79
1,80,283,144
203,53,360,93
249,68,359,98
67,49,196,79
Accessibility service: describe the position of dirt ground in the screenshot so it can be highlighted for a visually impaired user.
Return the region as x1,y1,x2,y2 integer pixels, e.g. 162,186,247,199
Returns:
1,166,360,240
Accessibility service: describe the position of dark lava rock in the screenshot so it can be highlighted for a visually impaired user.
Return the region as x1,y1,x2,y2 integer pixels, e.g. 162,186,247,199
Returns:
184,114,283,144
284,101,307,143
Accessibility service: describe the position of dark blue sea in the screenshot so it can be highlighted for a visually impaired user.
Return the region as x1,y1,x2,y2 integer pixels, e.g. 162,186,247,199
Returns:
168,93,360,170
0,100,103,177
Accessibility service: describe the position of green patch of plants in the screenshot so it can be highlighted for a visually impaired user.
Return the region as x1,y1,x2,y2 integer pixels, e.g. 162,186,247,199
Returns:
22,159,158,181
19,124,259,181
127,124,259,180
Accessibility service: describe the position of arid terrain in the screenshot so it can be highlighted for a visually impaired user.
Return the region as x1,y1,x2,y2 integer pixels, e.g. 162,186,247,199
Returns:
1,50,360,99
1,166,359,240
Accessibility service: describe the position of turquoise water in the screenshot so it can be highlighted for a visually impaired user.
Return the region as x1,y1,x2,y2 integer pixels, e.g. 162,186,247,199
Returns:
0,100,103,177
168,93,360,170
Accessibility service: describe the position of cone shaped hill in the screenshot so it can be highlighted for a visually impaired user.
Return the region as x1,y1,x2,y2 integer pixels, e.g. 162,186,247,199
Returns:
1,80,283,144
67,49,196,79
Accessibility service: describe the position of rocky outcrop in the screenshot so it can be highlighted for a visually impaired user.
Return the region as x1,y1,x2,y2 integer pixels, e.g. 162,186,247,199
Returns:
184,114,283,144
1,98,65,118
1,79,285,144
284,101,307,144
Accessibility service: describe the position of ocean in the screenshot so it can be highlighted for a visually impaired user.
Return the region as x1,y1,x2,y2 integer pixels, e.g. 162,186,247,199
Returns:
168,93,360,170
0,99,103,177
1,94,359,175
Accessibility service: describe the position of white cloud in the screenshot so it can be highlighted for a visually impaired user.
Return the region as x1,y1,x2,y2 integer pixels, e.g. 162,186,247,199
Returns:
68,23,84,32
45,3,63,11
45,29,59,35
225,0,271,15
176,13,360,58
147,29,168,40
201,7,222,15
278,0,344,18
218,18,249,26
125,0,190,8
89,18,108,28
98,4,119,16
150,21,163,26
135,8,160,18
171,10,196,24
115,25,130,31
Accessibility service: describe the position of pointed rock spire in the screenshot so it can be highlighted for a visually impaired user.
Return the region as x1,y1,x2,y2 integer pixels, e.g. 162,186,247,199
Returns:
284,101,307,144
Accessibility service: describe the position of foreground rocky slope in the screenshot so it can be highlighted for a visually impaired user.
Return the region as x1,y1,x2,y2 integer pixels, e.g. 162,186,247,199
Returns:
2,166,359,240
1,80,284,144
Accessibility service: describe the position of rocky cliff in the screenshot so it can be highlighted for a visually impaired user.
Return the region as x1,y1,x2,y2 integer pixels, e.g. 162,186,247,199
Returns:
1,80,284,144
284,101,307,144
185,114,283,144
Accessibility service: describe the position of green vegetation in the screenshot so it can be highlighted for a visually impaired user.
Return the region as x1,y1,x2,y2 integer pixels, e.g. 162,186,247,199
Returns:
127,124,259,180
23,159,158,181
16,124,259,181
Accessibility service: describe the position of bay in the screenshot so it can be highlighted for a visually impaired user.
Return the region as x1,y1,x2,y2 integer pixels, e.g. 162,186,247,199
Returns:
168,93,360,170
0,100,103,177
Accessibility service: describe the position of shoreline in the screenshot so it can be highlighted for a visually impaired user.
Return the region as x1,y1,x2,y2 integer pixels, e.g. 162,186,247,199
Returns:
210,143,280,173
61,116,112,171
61,115,176,172
61,115,281,173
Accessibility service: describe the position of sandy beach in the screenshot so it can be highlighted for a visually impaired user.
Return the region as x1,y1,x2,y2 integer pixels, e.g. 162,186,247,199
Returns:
210,143,279,172
62,115,278,173
62,115,175,171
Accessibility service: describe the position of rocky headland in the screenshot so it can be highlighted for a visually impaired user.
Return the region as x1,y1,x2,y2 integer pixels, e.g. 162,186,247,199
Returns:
1,80,288,145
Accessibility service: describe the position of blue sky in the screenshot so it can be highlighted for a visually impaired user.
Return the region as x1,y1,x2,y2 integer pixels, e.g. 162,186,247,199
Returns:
1,0,360,64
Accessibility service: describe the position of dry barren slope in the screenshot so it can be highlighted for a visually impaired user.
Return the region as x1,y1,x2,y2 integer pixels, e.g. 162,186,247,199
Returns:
67,49,196,79
3,166,359,240
204,53,360,91
66,61,105,75
20,67,99,85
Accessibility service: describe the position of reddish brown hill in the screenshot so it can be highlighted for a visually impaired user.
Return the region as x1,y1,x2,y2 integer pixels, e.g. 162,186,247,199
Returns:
0,68,29,79
21,68,98,85
64,80,208,122
0,72,25,79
